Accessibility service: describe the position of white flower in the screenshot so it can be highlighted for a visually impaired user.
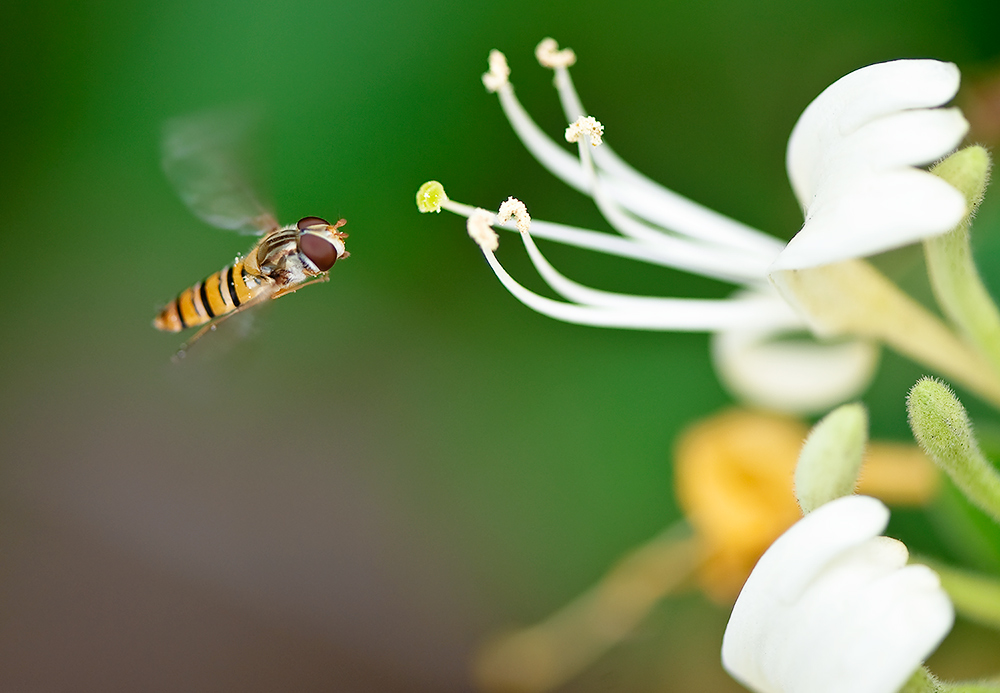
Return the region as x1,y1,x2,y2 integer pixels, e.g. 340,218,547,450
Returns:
424,41,970,413
721,495,953,693
777,60,967,271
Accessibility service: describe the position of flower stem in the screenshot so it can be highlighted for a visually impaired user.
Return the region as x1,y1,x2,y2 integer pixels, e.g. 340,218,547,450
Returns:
941,680,1000,693
900,667,944,693
772,259,1000,409
924,147,1000,376
907,378,1000,524
902,668,1000,693
472,526,699,693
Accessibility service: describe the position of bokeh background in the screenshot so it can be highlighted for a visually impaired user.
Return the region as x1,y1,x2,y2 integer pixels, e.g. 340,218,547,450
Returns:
2,0,1000,690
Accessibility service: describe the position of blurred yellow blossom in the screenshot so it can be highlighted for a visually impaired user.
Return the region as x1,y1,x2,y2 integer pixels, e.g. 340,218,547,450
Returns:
674,409,807,601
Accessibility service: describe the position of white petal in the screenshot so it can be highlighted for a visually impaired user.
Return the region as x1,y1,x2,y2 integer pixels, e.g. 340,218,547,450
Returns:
722,497,889,693
711,318,880,414
775,59,969,271
818,108,968,177
755,496,891,600
760,545,952,693
787,60,961,208
829,562,954,693
772,169,966,270
722,496,954,693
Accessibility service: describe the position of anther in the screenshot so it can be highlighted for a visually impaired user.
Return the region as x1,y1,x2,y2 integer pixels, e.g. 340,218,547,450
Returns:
497,196,531,233
482,50,511,93
565,115,604,147
467,208,499,252
535,38,577,69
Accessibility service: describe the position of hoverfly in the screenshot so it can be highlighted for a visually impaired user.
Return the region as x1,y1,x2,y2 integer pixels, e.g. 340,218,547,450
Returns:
153,110,349,356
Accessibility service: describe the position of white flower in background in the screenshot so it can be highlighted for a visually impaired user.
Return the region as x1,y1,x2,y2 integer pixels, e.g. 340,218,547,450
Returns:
419,40,971,413
721,495,953,693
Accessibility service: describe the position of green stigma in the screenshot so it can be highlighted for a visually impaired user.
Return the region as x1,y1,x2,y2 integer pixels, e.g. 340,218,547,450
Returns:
416,181,447,213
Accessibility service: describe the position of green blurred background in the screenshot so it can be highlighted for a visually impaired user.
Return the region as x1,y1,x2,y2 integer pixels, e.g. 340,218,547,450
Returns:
2,0,1000,690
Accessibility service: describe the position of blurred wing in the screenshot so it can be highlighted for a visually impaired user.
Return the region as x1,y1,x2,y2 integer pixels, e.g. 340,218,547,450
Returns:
173,304,265,363
174,281,279,361
162,109,278,236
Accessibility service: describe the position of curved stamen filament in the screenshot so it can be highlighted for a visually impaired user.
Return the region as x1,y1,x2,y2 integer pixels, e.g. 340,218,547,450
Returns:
554,64,781,256
487,41,784,259
494,82,587,194
521,219,805,322
418,184,805,331
494,74,782,268
439,197,766,281
480,245,800,331
573,133,771,283
545,48,783,254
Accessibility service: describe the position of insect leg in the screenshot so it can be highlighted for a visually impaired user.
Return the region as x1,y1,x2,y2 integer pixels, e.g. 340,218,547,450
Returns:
270,274,331,299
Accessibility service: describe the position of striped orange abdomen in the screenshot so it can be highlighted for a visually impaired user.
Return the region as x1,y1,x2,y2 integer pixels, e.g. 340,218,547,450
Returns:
154,259,262,332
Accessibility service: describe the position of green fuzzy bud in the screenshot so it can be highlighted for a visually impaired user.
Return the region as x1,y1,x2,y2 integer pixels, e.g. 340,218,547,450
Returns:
924,147,1000,377
795,403,868,513
907,377,1000,525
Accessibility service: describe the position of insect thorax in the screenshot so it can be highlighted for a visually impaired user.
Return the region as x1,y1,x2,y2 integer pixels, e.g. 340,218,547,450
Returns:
255,228,313,287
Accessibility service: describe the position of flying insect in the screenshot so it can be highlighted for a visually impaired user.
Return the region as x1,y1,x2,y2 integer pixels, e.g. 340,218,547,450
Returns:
152,112,348,355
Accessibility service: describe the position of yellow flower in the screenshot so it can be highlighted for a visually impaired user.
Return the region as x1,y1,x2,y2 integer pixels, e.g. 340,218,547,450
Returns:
674,409,806,601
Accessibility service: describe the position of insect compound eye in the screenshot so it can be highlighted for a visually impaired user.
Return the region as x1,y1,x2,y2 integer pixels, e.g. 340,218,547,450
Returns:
299,233,338,271
296,216,330,230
